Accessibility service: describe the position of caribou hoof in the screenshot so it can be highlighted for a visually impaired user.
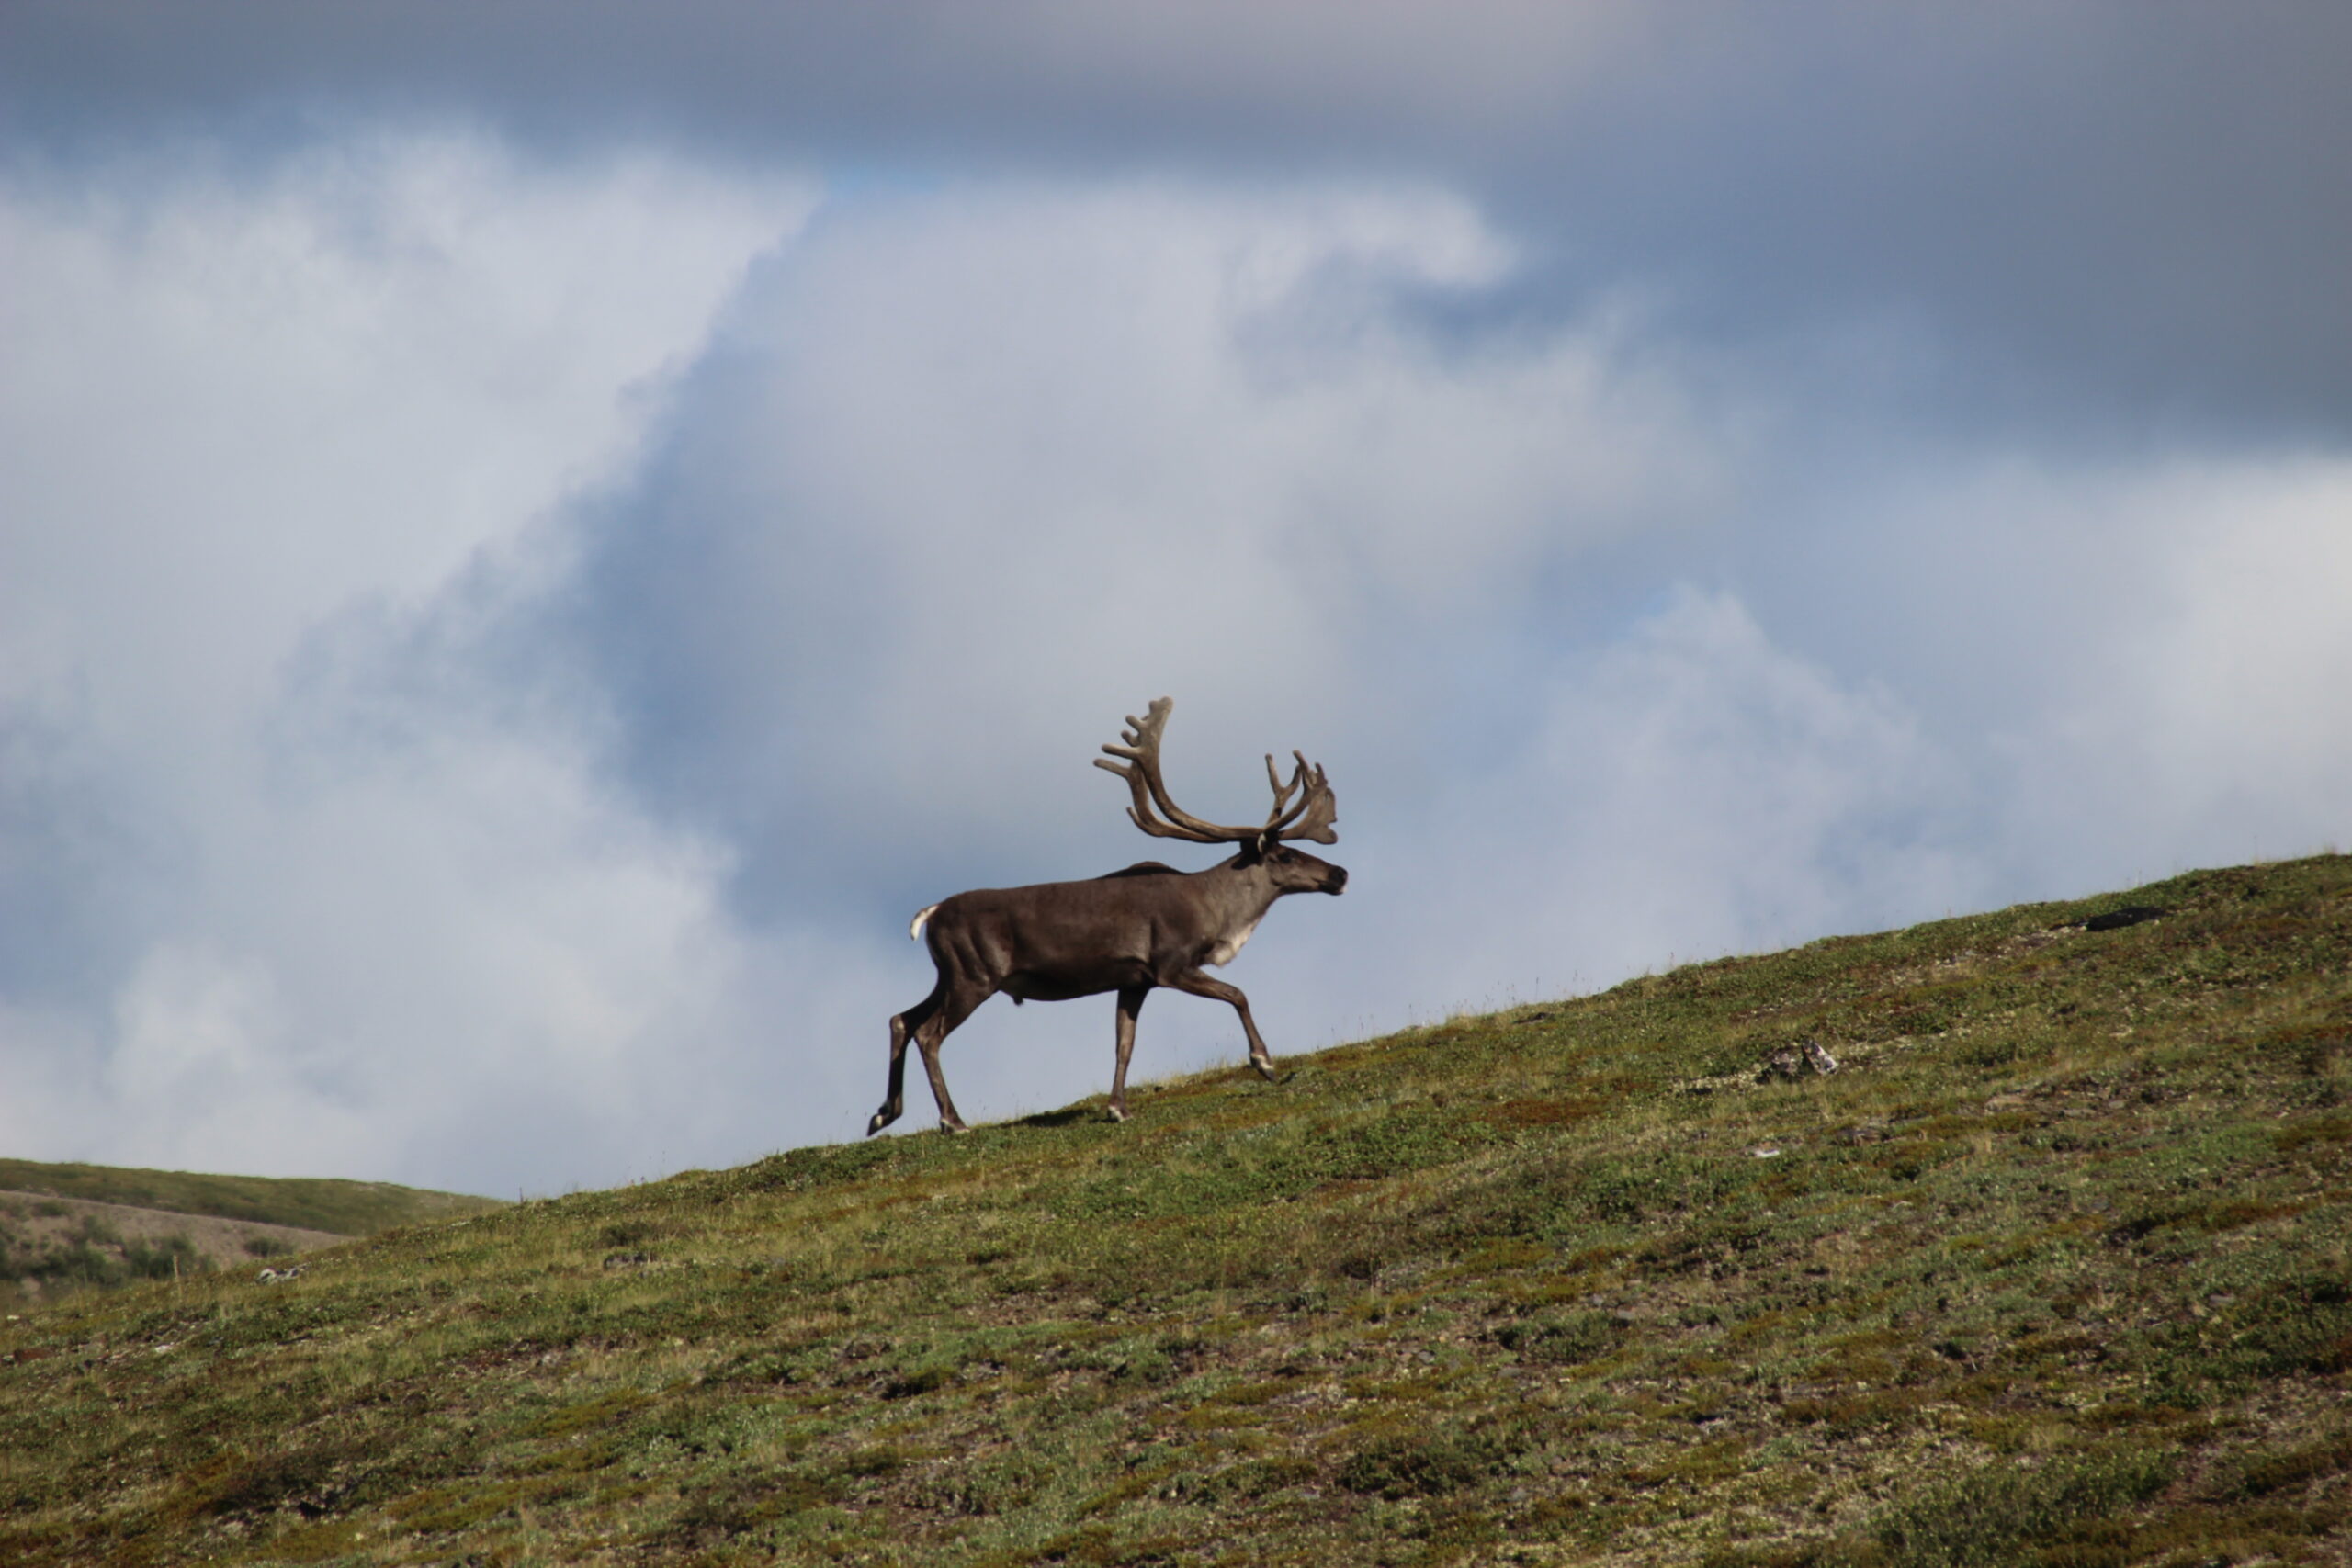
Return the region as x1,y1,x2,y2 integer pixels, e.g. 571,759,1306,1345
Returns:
1106,1101,1127,1122
1250,1055,1280,1082
865,1110,894,1137
937,1119,968,1135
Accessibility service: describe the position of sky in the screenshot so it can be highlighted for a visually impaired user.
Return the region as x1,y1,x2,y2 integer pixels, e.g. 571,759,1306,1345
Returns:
3,4,2348,1198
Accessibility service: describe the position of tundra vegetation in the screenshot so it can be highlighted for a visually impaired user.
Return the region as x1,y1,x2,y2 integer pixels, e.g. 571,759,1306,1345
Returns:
2,855,2348,1566
0,1161,503,1239
0,1166,503,1307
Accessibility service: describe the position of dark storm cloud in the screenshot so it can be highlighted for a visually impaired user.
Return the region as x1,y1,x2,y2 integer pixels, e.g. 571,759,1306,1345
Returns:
0,1,1618,157
1495,9,2352,437
9,3,2350,432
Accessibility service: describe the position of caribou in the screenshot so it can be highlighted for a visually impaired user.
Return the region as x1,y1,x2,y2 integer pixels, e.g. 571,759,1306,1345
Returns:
867,698,1346,1135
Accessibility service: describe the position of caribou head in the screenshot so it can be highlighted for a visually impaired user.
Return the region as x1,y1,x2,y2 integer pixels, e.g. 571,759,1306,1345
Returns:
867,698,1344,1135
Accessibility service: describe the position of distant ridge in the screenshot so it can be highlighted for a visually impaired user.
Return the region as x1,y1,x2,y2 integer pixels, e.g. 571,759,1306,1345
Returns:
0,1158,501,1237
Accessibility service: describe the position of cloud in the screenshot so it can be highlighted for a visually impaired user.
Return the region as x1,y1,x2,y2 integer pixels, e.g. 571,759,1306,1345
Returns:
0,1,1638,152
0,134,808,1190
10,5,2348,433
558,180,1724,908
1988,457,2352,879
1356,587,1977,1013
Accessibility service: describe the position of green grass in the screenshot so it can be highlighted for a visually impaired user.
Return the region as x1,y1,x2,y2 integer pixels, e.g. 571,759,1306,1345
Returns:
0,1161,502,1238
0,1211,210,1298
3,856,2348,1566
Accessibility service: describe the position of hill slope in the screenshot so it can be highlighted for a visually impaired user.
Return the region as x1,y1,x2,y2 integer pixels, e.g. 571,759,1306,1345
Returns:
0,1159,503,1238
0,1191,345,1303
2,857,2347,1566
0,1161,503,1307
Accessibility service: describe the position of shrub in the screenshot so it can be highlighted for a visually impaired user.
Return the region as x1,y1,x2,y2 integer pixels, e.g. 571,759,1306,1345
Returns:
1494,1310,1628,1365
1338,1423,1521,1498
126,1235,206,1279
1869,1450,2174,1568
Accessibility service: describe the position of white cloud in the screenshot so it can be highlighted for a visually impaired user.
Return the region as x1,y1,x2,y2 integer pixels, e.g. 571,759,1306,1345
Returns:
1314,586,1979,1018
0,134,804,726
0,132,809,1190
1990,457,2352,880
567,181,1724,875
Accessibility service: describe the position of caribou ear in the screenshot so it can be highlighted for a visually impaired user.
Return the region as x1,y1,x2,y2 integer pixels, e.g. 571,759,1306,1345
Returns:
1251,829,1274,859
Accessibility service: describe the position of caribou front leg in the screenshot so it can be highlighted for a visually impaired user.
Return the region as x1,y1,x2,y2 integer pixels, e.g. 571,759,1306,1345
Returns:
1107,985,1149,1122
1164,969,1282,1081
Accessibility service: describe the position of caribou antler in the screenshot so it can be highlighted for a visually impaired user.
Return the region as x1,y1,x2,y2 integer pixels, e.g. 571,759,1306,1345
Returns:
1262,750,1339,845
1095,699,1241,842
1094,698,1339,845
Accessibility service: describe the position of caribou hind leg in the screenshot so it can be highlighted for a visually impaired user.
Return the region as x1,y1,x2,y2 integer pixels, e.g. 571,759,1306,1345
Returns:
884,973,988,1133
911,978,992,1134
876,896,998,1135
870,983,944,1136
869,976,993,1135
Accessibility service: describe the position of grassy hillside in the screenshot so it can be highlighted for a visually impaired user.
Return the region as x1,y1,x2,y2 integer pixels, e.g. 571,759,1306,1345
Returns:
1,1191,346,1307
0,1162,501,1307
2,856,2347,1567
0,1160,502,1238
